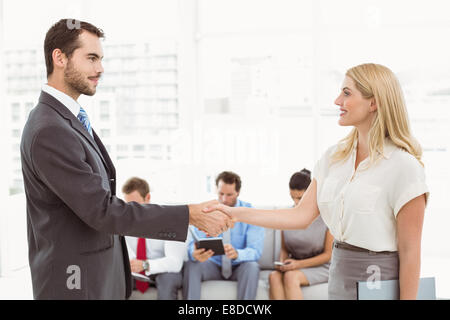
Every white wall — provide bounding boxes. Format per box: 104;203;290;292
0;195;28;276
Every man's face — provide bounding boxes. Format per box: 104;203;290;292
217;180;239;207
124;190;149;205
64;31;104;96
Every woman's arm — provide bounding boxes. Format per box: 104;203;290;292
275;233;289;271
204;179;320;230
396;194;426;300
280;230;334;271
279;232;289;261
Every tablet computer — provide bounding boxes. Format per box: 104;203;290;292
196;238;225;256
189;226;225;256
131;272;153;283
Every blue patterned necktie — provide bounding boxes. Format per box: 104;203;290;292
77;106;93;137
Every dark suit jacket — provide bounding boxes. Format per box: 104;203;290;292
20;91;189;299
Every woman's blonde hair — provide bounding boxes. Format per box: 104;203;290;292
331;63;423;166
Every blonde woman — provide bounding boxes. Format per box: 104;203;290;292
205;63;429;300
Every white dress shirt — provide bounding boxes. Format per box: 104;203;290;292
314;138;429;252
42;84;81;117
125;236;187;276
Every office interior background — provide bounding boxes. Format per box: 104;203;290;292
0;0;449;299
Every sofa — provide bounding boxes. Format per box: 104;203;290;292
130;228;329;300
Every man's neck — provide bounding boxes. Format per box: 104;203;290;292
47;77;80;101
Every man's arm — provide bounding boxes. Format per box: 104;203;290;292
233;224;265;263
31;125;230;239
187;233;196;261
124;237;137;260
147;241;186;275
187;228;215;262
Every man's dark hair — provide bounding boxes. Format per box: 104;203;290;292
289;168;311;191
215;171;242;193
122;177;150;199
44;19;105;77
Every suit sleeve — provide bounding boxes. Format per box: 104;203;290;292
30;125;189;241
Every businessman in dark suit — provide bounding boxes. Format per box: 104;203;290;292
20;19;232;300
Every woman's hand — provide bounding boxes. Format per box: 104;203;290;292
189;200;235;236
203;203;237;221
279;259;301;272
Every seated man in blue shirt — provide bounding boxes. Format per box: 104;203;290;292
183;171;265;300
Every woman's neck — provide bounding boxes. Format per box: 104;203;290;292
355;128;370;171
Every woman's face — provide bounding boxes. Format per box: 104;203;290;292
334;76;376;128
290;189;305;206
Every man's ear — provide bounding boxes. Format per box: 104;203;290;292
145;193;151;204
52;49;68;70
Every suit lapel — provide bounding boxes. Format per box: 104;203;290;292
38;91;110;172
93;130;116;195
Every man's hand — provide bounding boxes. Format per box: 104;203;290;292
202;203;234;217
192;244;214;262
224;244;238;260
189;200;234;237
130;259;146;273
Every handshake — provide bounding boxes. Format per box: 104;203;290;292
188;200;235;237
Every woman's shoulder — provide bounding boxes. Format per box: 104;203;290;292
313;144;340;181
325;143;339;157
387;146;426;181
317;143;339;164
390;146;423;170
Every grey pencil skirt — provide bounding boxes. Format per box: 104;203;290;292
328;241;399;300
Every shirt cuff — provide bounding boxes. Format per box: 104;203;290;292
144;259;151;276
234;249;252;263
